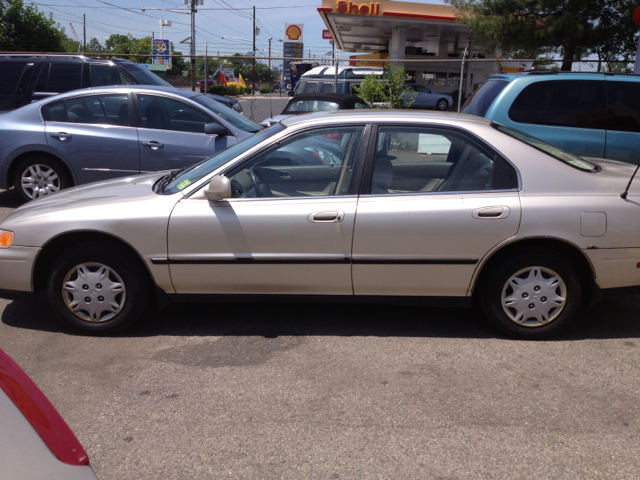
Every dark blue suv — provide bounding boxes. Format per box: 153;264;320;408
462;72;640;164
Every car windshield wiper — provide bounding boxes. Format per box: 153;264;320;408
156;166;190;193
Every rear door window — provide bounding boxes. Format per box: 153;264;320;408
606;81;640;133
0;62;27;94
462;80;509;117
42;94;130;126
508;80;607;129
47;63;83;93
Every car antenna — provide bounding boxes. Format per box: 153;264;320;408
620;163;640;199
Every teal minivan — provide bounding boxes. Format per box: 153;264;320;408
462;72;640;164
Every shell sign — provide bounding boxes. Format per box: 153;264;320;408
284;23;304;42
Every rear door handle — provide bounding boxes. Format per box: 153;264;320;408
308;211;344;223
142;141;164;149
472;206;510;219
50;132;71;140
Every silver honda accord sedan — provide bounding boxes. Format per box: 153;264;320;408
0;111;639;339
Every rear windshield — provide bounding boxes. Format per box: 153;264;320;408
121;63;171;86
462;80;509;117
494;123;599;172
285;100;340;113
0;63;26;94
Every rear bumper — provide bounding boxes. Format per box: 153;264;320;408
585;248;640;289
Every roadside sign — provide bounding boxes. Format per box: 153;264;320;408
322;30;333;40
152;39;172;69
634;5;640;26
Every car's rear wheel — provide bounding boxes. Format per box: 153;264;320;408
47;243;149;335
436;99;448;111
13;156;71;201
480;250;583;339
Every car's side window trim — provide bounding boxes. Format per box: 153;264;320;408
358;122;521;196
186;123;370;200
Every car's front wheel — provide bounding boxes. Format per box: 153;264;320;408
47;243;149;335
13;156;72;201
480;250;583;339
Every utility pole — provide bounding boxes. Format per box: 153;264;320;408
268;37;272;88
252;5;256;95
83;14;86;53
191;0;196;91
205;42;208;91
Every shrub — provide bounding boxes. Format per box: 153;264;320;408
208;84;227;95
245;87;253;95
259;84;273;94
225;82;245;96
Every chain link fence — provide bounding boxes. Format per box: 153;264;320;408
5;52;634;124
157;55;632;124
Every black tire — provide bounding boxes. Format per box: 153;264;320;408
13;155;72;202
436;99;448;111
479;250;583;340
47;242;149;335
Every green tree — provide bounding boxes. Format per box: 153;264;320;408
87;37;103;53
0;0;67;51
446;0;640;70
354;63;414;109
104;34;152;63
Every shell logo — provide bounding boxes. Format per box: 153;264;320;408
286;25;302;41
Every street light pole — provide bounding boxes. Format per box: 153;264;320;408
252;5;256;95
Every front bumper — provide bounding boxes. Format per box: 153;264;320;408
0;246;39;296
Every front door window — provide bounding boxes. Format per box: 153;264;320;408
226;126;365;198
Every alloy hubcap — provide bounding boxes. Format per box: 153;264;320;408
501;266;567;327
21;164;60;199
62;263;126;323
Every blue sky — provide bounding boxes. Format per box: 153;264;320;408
27;0;446;57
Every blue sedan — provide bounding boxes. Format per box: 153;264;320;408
0;85;261;201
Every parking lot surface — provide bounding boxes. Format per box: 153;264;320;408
1;188;640;479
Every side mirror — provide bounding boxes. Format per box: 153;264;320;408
205;176;232;201
204;123;229;136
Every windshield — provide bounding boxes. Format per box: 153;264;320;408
494;123;599;172
163;123;286;194
121;63;171;87
462;80;509;117
192;94;261;133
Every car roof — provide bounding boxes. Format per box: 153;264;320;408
488;71;640;82
285;93;366;110
41;85;201;100
0;54;135;65
281;109;493;127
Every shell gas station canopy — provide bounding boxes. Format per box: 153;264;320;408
317;0;495;60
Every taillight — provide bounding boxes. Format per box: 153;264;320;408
0;348;89;466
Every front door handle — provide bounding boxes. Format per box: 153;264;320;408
50;132;72;141
308;211;345;223
472;206;510;219
142;141;164;150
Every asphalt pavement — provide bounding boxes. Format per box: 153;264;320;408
1;188;640;479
